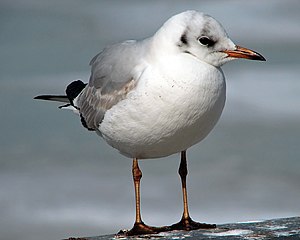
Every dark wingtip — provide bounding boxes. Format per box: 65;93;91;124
34;95;42;99
34;95;54;100
34;95;69;103
66;80;87;101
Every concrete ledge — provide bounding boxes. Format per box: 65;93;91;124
67;216;300;239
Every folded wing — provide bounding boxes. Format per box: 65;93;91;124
77;40;150;131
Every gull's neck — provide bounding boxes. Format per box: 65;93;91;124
148;21;186;60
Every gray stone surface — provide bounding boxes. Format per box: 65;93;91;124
67;216;300;240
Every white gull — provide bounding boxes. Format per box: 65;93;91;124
35;10;265;236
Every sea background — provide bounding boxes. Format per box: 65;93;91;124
0;1;300;240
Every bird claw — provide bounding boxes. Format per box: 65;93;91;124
117;218;216;236
169;216;216;231
118;222;171;236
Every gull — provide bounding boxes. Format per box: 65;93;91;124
35;10;265;236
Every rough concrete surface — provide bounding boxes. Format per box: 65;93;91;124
66;216;300;240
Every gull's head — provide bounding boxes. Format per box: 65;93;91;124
154;10;265;67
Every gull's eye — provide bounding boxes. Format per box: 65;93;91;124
198;36;215;47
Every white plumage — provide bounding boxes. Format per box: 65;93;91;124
35;10;265;236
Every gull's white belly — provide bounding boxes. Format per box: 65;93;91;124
99;57;226;159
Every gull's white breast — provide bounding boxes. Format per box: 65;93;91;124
99;54;226;159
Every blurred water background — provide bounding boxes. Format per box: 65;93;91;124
1;1;300;240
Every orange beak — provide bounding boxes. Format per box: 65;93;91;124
222;46;266;61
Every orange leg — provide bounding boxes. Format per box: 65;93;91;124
170;151;216;230
124;158;170;236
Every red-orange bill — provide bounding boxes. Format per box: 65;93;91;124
222;45;266;61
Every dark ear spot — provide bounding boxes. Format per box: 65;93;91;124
180;33;188;45
177;30;189;48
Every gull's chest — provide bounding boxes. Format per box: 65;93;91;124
142;56;226;121
99;56;226;158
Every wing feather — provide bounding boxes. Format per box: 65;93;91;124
77;39;150;130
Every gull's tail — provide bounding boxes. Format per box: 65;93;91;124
34;80;87;111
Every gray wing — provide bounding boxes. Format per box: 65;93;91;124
77;39;150;130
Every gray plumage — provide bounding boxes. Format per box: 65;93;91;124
76;39;151;130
